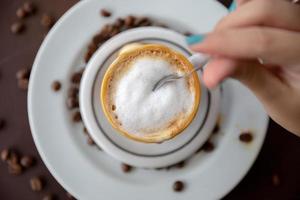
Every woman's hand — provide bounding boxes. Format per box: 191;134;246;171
191;0;300;135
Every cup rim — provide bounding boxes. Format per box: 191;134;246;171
100;43;201;143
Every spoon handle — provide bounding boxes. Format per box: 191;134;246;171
184;53;210;78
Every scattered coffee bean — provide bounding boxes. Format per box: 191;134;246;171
212;124;220;134
83;127;88;135
92;33;105;45
239;132;253;143
67;97;79;109
23;1;36;14
87;135;95;145
68;87;79;98
72;111;81;122
71;72;82;84
8;151;19;165
20;155;34;168
84;51;93;63
100;9;111;17
42;194;54;200
272;174;280;186
173;181;184;192
66;192;76;199
121;163;132;173
114;18;124;29
18;79;29;90
202;141;214;152
134;17;151;27
0;118;5;130
51;81;61;91
1;149;9;162
30;176;43;191
11;21;25;34
16;68;31;80
8;163;23;175
16;7;27;19
41;14;54;29
124;15;135;27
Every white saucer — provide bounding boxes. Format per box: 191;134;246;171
28;0;269;199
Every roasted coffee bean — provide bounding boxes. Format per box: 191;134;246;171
20;156;34;168
100;9;111;17
121;163;132;173
114;18;124;29
71;72;82;84
16;8;27;19
8;151;19;165
51;81;61;91
1;149;9;161
202;141;214;152
92;33;105;45
272;174;280;186
11;22;25;34
87;136;95;145
84;50;94;63
109;28;119;37
88;43;98;52
239;132;253;143
23;1;35;14
0;118;5;130
18;79;29;90
68;87;79;98
41;14;54;29
66;192;76;199
8;163;23;175
124;15;135;27
42;194;54;200
67;97;79;109
72;111;81;122
30;176;43;191
16;68;31;80
134;17;151;27
83;127;88;135
173;181;184;192
212;124;220;134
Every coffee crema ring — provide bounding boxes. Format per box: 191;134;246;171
101;44;201;143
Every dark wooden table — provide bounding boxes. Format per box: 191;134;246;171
0;0;299;199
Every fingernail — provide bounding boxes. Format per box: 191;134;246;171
186;34;206;45
228;0;237;12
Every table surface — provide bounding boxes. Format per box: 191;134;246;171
0;0;299;199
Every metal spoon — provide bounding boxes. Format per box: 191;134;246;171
152;53;209;91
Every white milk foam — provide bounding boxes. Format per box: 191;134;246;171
114;57;194;135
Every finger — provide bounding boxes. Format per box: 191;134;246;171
232;60;300;135
203;57;237;88
204;56;300;134
204;56;288;104
216;0;300;32
236;0;251;6
191;27;300;67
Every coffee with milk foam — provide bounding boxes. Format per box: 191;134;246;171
101;44;200;143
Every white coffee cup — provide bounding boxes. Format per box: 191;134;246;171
79;27;220;168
